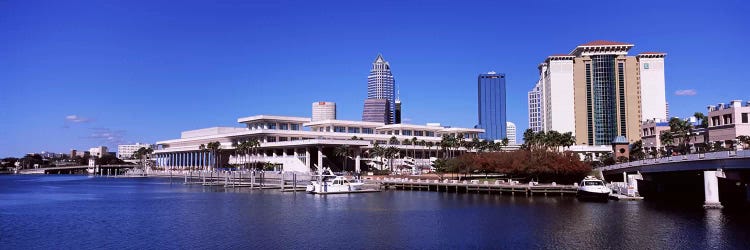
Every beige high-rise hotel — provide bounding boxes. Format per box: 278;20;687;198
528;40;667;146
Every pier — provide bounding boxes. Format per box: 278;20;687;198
380;178;578;196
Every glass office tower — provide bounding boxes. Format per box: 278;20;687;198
477;72;507;141
364;54;396;124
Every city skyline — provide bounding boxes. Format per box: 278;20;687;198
1;1;748;157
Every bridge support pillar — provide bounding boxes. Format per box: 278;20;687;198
703;171;723;209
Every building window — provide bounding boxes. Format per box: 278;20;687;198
362;128;374;134
290;137;299;141
291;124;300;130
414;131;424;136
267;123;277;129
326;127;331;132
426;131;435;137
279;137;288;142
267;137;276;142
348;127;360;133
402;130;412;136
724;114;732;125
334;126;346;133
280;123;289;130
743;113;749;123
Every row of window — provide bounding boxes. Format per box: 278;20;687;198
710;113;750;126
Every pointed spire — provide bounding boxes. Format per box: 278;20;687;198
374;53;385;63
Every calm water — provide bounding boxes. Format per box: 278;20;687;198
1;175;749;249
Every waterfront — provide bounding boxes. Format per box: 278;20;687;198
1;175;750;249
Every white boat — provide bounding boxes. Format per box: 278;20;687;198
306;175;367;194
576;176;611;200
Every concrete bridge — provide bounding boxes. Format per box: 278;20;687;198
18;165;137;175
599;150;750;208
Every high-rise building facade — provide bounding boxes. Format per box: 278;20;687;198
363;54;396;124
528;82;544;132
528;40;667;146
637;52;668;121
362;99;391;124
506;122;517;145
312;101;336;121
477;71;507;141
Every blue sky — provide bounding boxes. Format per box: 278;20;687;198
1;0;748;157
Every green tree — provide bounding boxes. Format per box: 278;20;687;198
660;131;674;155
389;136;399;145
385;146;399;173
132;147;154;170
334;145;351;172
205;141;222;170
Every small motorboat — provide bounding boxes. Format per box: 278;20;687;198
577;176;611;200
306;175;368;194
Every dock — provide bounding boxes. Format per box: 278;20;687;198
380;178;578;196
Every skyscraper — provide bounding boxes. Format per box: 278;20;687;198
477;71;507;141
528;82;544;132
362;99;390;124
363;54;396;124
527;40;667;146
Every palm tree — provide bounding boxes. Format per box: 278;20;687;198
369;144;385;170
206;141;221;170
561;132;575;150
385;146;399;172
198;144;207;170
389;136;399;145
501;137;509;147
694;112;710;151
132;147;154;171
522;128;534;149
660;131;674;156
334;145;351;172
440;134;453;159
419;139;427;159
426;141;435;158
411;137;419;159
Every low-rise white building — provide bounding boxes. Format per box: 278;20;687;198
506;122;517;145
89;146;108;158
152;114;484;174
117;143;152;159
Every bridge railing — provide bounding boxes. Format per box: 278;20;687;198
600;149;750;171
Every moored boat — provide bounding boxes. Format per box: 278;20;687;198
577;176;611;200
306;175;369;194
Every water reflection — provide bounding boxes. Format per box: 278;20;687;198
0;175;748;249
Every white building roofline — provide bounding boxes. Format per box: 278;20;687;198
304;119;385;127
237;115;311;124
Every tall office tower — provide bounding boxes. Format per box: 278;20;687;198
530;40;666;146
363;54;396;124
571;41;645;145
637;52;667;121
506;122;517;145
528;81;544;132
362;99;390;124
539;55;576;135
394;98;402;124
477;71;507;141
312;101;336;121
